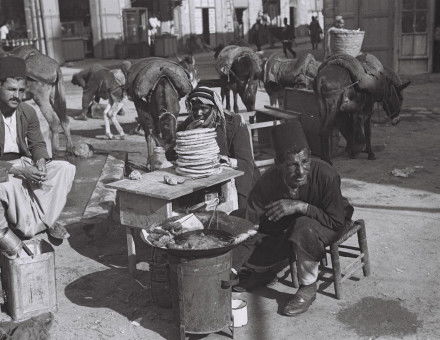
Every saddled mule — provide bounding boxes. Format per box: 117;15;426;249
263;52;321;107
9;45;73;154
215;45;262;113
314;53;410;163
71;62;130;139
124;56;198;169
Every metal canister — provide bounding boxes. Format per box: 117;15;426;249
168;251;233;338
0;229;23;257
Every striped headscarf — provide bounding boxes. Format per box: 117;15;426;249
185;86;226;128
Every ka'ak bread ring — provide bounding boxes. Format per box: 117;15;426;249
176;162;221;170
175;146;220;155
176;158;219;166
176;167;222;178
176;139;218;147
176;127;216;137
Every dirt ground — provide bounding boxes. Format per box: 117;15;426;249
1;47;439;340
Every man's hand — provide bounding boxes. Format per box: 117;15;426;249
265;199;308;222
11;165;46;183
35;158;47;175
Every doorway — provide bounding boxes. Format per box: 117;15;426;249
202;8;210;45
433;2;440;72
289;6;295;26
58;0;93;58
234;8;245;39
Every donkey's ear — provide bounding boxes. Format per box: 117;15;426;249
190;54;195;66
176;55;183;63
398;80;411;92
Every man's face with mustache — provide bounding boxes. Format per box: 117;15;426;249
0;77;26;110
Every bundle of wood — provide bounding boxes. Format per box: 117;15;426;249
175;128;222;178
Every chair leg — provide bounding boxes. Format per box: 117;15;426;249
330;244;342;299
320;253;328;269
357;224;371;277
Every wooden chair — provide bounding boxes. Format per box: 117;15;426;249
289;219;370;299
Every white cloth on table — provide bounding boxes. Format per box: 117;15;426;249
0;157;76;238
0;25;9;40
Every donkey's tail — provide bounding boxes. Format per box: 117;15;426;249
53;67;68;122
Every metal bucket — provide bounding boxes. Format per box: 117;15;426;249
168;251;233;337
0;239;57;321
0;228;23;257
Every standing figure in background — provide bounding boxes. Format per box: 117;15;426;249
250;19;263;51
282;17;296;58
309;16;322;50
0;20;13;41
326;15;345;57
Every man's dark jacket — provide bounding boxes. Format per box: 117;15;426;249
0;103;49;168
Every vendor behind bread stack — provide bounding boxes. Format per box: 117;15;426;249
0;56;76;242
231;120;353;316
177;87;260;209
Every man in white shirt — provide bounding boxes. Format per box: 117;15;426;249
0;56;76;247
0;21;12;41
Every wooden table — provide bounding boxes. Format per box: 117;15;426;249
107;167;243;275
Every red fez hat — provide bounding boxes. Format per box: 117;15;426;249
272;119;309;162
0;56;26;80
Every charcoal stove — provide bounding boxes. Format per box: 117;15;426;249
143;211;256;340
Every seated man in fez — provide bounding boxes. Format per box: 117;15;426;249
232;120;353;316
0;56;76;241
177;87;260;210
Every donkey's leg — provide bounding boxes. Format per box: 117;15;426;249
233;90;239;113
103;103;113;139
60;115;73;153
31;84;62;156
364;116;375;160
108;100;125;139
320;130;332;165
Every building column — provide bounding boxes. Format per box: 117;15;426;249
38;0;63;63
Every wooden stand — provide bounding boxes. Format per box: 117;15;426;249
107;168;243;275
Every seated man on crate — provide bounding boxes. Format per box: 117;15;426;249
0;56;76;245
176;86;260;210
231;120;353;316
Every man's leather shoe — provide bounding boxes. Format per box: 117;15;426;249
282;282;317;316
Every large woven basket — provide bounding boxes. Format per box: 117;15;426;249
329;29;365;57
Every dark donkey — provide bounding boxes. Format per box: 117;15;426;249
124;56;198;169
8;46;73;155
314;53;410;163
215;45;262;113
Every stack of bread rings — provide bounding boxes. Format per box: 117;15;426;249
175;128;222;178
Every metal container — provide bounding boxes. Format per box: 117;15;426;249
150;248;172;308
168;251;233;338
0;228;23;257
0;239;57;321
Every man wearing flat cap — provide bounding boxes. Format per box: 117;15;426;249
178;86;260;209
232;119;353;316
0;56;75;243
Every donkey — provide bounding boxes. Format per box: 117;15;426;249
314;53;410;163
215;45;263;113
124;56;198;169
9;46;73;155
71;62;130;139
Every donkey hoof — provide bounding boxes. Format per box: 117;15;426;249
119;135;126;140
349;152;357;159
105;134;114;140
368;153;376;160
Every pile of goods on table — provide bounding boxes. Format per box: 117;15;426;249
175;128;222;179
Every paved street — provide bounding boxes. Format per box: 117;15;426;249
2;42;440;339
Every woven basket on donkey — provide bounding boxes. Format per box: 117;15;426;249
329;29;365;57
